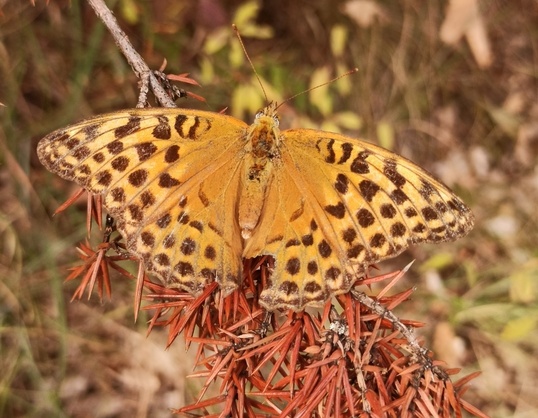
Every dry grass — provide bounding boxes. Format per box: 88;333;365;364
1;0;537;416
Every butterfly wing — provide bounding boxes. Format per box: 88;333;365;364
38;108;247;295
244;129;474;310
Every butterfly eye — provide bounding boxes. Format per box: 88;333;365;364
273;115;280;127
255;110;264;120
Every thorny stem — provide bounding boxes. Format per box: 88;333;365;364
352;289;425;355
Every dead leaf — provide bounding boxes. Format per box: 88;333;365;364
440;0;493;68
342;0;387;28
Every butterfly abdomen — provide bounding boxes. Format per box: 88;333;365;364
238;113;282;240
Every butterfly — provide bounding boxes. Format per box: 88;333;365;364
37;101;474;311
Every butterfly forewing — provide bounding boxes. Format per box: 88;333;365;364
38;108;248;295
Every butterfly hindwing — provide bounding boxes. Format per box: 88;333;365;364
243;162;354;309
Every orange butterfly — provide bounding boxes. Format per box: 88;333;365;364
38;101;473;310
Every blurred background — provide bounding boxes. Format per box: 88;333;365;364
1;0;537;416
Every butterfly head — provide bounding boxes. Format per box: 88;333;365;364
248;101;282;154
254;101;280;126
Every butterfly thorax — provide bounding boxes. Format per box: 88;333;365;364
239;103;282;240
248;103;281;158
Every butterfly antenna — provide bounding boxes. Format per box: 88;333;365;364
232;24;269;103
276;67;359;110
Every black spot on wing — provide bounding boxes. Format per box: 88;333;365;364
359;180;380;202
338;143;353;164
325;202;346;219
165;145;180;163
334;173;349;194
286;258;301;275
115;116;141;139
135;142;158;162
152;116;172;139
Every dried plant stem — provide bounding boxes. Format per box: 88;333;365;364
351;288;442;371
86;0;176;108
351;288;424;355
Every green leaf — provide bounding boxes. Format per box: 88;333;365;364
321;120;341;133
335;62;354;96
229;39;245;69
198;57;215;85
332;111;362;130
501;316;538;341
376;121;395;150
509;260;538;304
119;0;139;24
233;0;261;27
419;252;455;272
203;27;230;55
330;25;348;57
309;66;332;116
454;303;513;327
231;83;264;119
240;24;274;39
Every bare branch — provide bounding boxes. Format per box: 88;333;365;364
86;0;177;108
